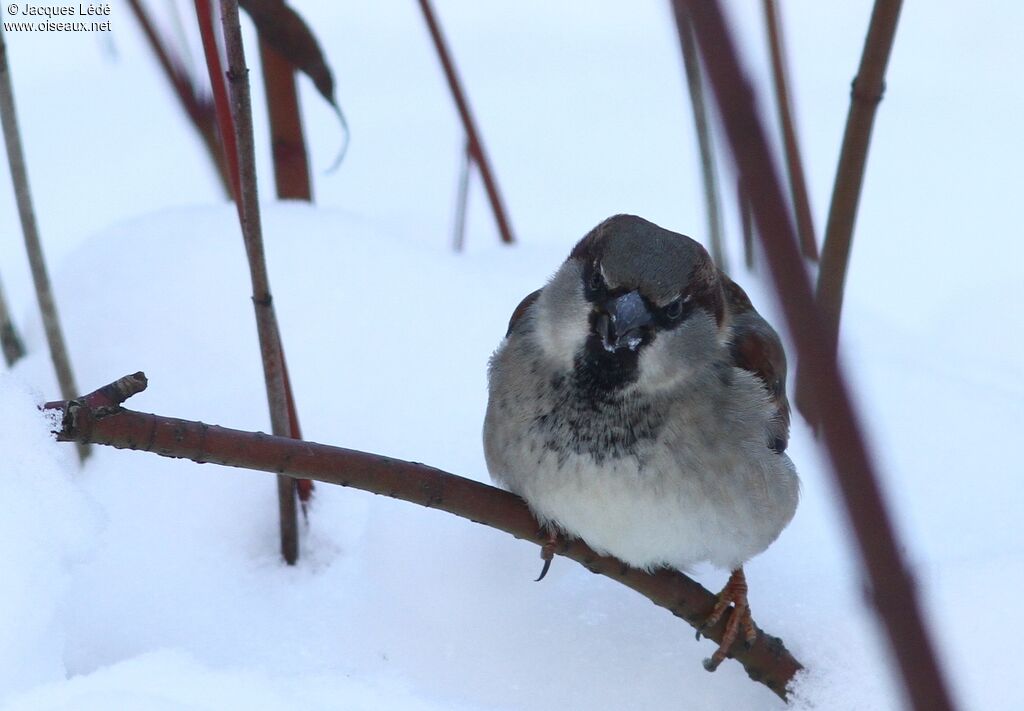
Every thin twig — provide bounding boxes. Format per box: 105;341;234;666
0;22;87;461
451;140;471;252
0;274;25;366
257;35;315;505
814;0;903;355
44;373;804;700
195;0;303;562
220;0;301;563
680;2;956;710
763;0;817;261
127;0;231;196
417;0;515;246
671;2;727;272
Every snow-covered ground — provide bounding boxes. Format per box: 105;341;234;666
1;2;1021;709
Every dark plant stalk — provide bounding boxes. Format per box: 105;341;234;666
257;36;314;504
220;0;302;563
451;141;471;251
815;0;902;353
671;2;727;272
0;275;25;366
45;373;803;700
680;2;955;709
195;0;303;562
127;0;231;196
417;0;515;246
762;0;817;261
798;0;902;424
0;22;87;461
258;39;312;201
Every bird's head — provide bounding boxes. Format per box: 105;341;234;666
534;215;727;393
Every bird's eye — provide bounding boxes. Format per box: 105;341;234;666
589;267;604;290
664;298;684;321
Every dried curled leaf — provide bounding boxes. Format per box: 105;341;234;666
239;0;348;165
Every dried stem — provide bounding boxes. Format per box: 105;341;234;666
680;2;955;709
195;0;303;562
0;274;25;366
0;22;87;461
417;0;515;246
127;0;231;196
672;2;727;272
451;141;471;252
258;36;314;503
815;0;903;354
258;39;312;201
763;0;817;261
45;373;803;700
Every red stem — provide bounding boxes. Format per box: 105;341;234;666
195;0;241;205
417;0;515;245
679;2;956;709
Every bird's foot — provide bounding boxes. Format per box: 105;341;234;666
535;530;559;582
697;568;758;672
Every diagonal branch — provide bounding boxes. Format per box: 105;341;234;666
417;0;515;246
679;2;955;709
44;373;803;700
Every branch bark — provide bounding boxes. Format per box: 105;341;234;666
417;0;515;246
44;373;803;700
679;2;955;709
0;21;86;461
762;0;817;261
671;2;727;272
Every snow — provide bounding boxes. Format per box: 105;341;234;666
1;1;1022;709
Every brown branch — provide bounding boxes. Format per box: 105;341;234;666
0;22;87;461
44;373;803;700
679;2;956;710
127;0;231;197
814;0;903;355
417;0;515;246
763;0;817;261
258;39;312;201
671;2;727;272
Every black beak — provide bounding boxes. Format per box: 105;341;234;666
597;290;652;352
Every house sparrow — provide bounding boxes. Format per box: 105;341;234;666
483;214;799;670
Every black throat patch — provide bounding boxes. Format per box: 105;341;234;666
533;362;665;465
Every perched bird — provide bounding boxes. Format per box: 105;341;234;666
483;214;799;670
